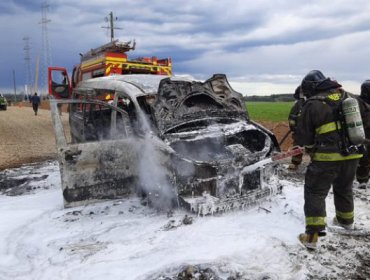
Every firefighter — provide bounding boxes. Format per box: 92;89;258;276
287;86;305;170
295;70;370;250
356;80;370;188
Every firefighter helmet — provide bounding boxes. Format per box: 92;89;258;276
301;70;327;97
360;80;370;103
293;85;301;100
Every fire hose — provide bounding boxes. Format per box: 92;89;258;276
241;147;305;174
279;130;292;146
242;137;370;175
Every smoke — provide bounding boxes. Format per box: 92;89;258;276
135;103;177;211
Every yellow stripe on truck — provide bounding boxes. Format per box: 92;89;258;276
81;57;105;69
105;63;122;75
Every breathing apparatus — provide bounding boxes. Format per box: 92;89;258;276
340;95;366;152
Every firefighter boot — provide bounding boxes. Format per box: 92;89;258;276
358;182;368;189
298;232;318;250
333;217;354;230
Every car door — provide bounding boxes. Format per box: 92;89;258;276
48;67;72;99
49;89;172;208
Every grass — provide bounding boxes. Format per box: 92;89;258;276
245;101;294;122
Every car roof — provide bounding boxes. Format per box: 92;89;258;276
76;75;197;99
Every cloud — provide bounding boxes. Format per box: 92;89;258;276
1;0;370;95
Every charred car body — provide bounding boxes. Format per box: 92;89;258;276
49;71;280;214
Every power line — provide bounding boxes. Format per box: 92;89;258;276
101;11;122;42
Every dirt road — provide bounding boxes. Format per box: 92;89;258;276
0;105;69;170
0;105;293;171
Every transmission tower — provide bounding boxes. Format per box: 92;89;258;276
23;36;32;96
101;11;122;42
39;1;52;95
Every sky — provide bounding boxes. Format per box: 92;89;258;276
1;0;370;96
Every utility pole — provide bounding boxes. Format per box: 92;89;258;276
101;11;122;42
23;36;32;95
13;69;17;103
39;1;52;97
34;55;40;94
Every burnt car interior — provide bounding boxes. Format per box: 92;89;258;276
169;129;269;162
69;89;139;143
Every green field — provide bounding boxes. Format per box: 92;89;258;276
245;102;294;122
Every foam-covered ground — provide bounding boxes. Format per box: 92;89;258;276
0;161;369;280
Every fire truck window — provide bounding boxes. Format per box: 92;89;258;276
82;72;91;81
51;71;69;98
92;69;105;78
51;71;67;85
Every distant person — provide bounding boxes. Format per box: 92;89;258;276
287;85;305;170
356;80;370;188
30;92;41;116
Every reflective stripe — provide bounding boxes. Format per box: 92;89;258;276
336;210;354;220
315;121;341;134
356;175;369;180
306;217;326;226
327;93;342;101
313;152;363;161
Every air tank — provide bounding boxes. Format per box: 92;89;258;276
342;96;365;145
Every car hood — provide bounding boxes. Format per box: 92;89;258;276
152;74;248;135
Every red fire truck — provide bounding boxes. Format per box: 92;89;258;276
48;40;172;98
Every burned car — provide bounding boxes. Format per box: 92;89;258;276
48;72;280;214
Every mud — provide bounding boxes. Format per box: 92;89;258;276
0;106;70;170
